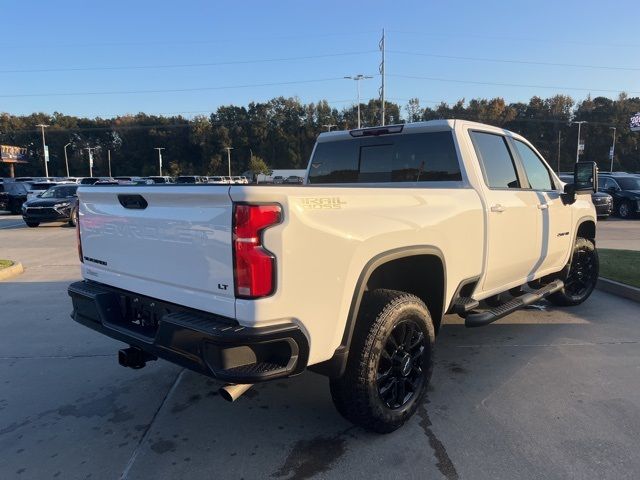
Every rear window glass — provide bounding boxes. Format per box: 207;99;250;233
308;131;462;184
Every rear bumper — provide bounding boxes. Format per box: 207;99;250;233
68;280;309;383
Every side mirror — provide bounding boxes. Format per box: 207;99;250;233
574;161;598;194
37;193;42;198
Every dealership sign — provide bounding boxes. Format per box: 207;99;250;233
631;112;640;132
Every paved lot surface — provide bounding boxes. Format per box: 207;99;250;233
1;213;640;480
597;217;640;251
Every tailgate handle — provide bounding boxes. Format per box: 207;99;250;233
118;194;148;210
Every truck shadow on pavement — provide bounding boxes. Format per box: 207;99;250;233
1;280;637;480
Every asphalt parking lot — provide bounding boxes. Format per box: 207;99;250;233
1;214;639;480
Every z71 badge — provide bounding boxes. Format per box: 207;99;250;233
300;197;346;210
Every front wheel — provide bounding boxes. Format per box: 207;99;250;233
25;221;39;228
68;208;78;227
330;289;435;433
548;237;598;306
617;201;634;219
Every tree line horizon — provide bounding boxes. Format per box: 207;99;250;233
1;93;639;178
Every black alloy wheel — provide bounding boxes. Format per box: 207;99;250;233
377;320;427;409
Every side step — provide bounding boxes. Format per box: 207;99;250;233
452;296;480;315
465;279;564;328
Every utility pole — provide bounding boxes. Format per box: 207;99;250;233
108;149;112;177
557;131;561;173
225;147;233;177
36;124;49;177
84;147;96;177
64;142;71;177
609;126;617;172
571;121;587;163
344;74;373;129
154;147;164;176
322;124;336;132
379;28;386;126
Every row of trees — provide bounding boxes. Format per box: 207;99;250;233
1;93;639;178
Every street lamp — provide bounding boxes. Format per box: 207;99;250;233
609;127;617;172
344;75;373;129
154;147;165;176
64;143;71;177
35;124;49;177
84;147;96;177
571;121;587;163
225;147;233;177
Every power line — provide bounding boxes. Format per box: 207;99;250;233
389;74;640;95
390;50;640;72
387;29;640;49
0;50;378;74
0;76;373;98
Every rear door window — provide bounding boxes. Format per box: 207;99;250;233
470;132;520;189
308;131;462;184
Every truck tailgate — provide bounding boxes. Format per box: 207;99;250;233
77;185;235;318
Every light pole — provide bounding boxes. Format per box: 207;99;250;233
344;75;373;129
84;147;96;177
108;149;112;177
571;121;587;163
36;124;49;177
557;131;561;173
225;147;233;177
609;127;617;172
322;124;336;132
154;147;165;176
64;142;71;177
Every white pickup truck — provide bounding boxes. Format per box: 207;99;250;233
68;120;599;433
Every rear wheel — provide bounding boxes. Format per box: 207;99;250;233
330;289;435;433
25;221;39;228
548;237;598;306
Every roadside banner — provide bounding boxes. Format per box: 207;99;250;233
631;112;640;132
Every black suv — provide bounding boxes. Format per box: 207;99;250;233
0;181;30;214
559;174;613;219
599;173;640;219
21;184;79;227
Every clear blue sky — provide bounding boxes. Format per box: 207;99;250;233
3;0;639;118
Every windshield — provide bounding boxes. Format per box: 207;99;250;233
7;183;28;194
30;182;57;190
41;185;78;198
618;177;640;190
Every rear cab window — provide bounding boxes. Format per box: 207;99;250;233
307;131;462;184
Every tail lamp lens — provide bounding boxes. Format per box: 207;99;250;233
233;204;281;298
76;205;83;263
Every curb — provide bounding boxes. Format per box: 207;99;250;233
596;277;640;303
0;262;24;281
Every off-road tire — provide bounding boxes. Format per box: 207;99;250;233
330;289;435;433
548;237;598;306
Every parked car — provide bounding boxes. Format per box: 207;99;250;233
21;184;79;227
79;177;114;185
559;174;612;219
26;181;63;200
69;120;599;433
0;188;8;211
284;175;304;184
0;181;30;214
272;175;284;184
231;176;248;184
177;176;207;184
208;176;229;184
144;176;174;184
599;173;640;219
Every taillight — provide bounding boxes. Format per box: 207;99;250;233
233;203;281;298
76;205;83;263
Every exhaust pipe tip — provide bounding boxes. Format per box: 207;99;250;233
219;383;253;402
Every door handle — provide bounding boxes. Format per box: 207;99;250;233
537;204;549;210
490;204;505;213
